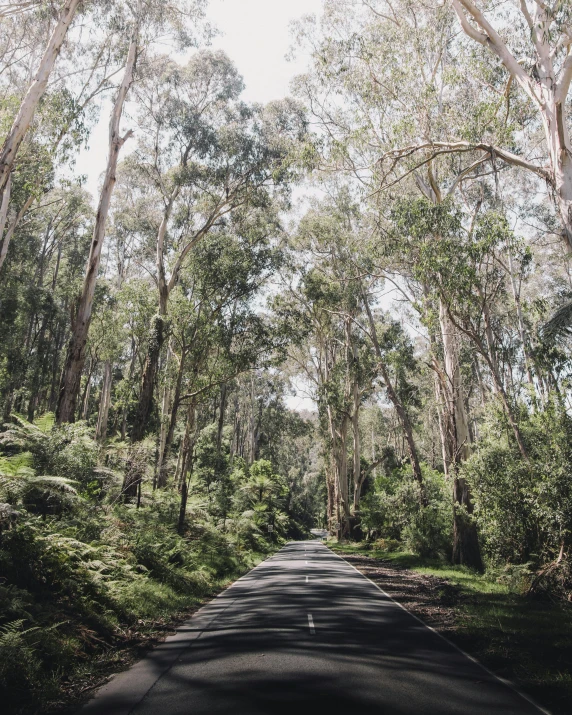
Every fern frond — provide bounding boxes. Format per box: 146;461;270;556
540;300;572;343
29;476;78;494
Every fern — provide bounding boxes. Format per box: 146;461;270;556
33;412;55;433
540;300;572;343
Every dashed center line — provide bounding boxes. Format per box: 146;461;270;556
308;613;315;634
305;575;309;583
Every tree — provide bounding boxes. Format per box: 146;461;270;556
127;53;307;439
56;0;209;423
450;0;572;247
0;0;82;195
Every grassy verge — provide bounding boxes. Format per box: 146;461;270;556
53;549;272;714
0;508;279;715
330;542;572;715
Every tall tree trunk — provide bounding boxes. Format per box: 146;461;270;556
82;369;92;420
120;336;137;440
0;174;12;272
249;374;256;464
96;360;112;442
351;379;362;513
177;399;196;535
132;187;179;441
155;347;172;486
507;251;536;391
439;299;484;572
131;314;165;441
328;408;350;528
56;35;137;423
362;288;425;500
159;351;191;486
0;194;34;277
216;382;228;453
0;0;81;194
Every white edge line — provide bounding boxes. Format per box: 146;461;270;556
331;548;552;715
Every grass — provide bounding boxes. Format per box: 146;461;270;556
331;542;572;715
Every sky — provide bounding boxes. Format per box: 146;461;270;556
75;0;324;198
75;0;325;412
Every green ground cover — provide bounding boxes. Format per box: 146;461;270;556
331;543;572;715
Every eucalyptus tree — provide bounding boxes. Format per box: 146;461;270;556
123;51;307;439
273;198;388;533
449;0;572;248
292;0;498;566
154;217;282;487
0;184;92;420
56;0;209;424
0;0;82;195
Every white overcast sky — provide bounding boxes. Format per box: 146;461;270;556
75;0;324;198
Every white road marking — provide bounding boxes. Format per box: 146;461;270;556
305;575;309;583
332;549;551;715
308;613;315;634
305;560;308;564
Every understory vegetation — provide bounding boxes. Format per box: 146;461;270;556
333;543;572;714
0;411;315;713
1;0;572;711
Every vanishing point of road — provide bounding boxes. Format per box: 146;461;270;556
81;541;548;715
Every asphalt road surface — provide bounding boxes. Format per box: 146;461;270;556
81;542;547;715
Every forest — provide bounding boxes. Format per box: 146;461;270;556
0;0;571;712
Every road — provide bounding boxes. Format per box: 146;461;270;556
81;541;547;715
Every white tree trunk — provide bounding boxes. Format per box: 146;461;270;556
0;173;11;271
439;298;471;464
96;360;112;442
452;0;572;247
57;34;137;423
0;0;81;193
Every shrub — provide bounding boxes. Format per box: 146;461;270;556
360;466;452;559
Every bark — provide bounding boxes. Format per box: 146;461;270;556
439;299;484;571
132;184;185;439
57;34;137;423
121;337;137;441
451;0;572;248
362;288;425;499
507;251;536;390
452;474;484;571
0;186;31;276
131;314;166;441
439;300;471;464
351;377;362;513
95;360;112;442
158;347;188;488
0;174;12;271
0;0;81;194
81;370;92;420
249;375;256;464
216;382;228;453
177;399;196;535
327;404;350;526
155;348;172;487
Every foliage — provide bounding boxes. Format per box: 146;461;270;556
462;400;572;597
360;464;453;559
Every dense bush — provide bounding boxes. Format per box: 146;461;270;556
360;464;453;559
462;400;572;596
0;419;291;713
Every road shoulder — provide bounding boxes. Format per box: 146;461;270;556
331;545;570;715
